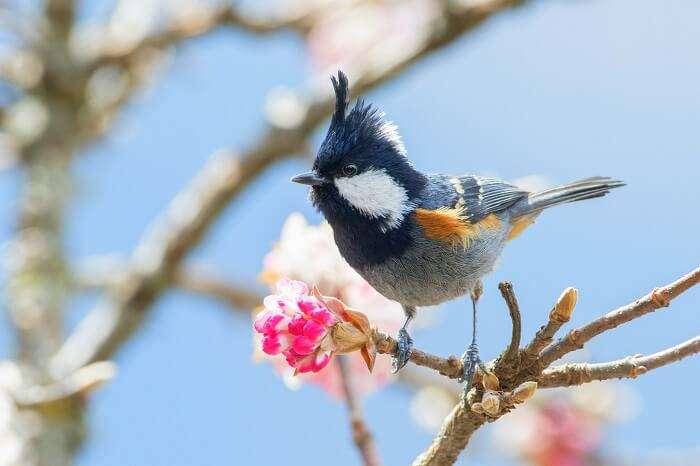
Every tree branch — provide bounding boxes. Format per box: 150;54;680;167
374;331;463;380
539;267;700;368
93;4;313;67
337;356;382;466
538;335;700;388
412;267;700;466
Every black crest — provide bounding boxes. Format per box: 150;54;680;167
315;70;408;174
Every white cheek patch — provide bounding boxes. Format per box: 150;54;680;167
334;168;413;232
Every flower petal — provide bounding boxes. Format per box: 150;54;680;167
262;335;283;355
263;295;296;315
292;336;317;355
303;320;327;341
287;315;307;336
277;279;309;298
297;296;325;315
253;310;273;334
312;352;332;372
294;354;316;373
311;307;336;327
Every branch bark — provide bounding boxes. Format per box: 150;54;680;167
412;267;700;466
538;267;700;368
538;335;700;388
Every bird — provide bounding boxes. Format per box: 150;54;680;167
291;71;624;391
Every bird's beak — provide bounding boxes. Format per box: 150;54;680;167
291;171;326;186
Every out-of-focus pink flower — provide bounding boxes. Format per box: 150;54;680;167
257;213;404;397
254;279;377;375
492;383;636;466
528;401;602;466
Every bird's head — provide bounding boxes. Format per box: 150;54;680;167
292;71;427;233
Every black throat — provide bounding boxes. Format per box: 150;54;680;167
311;186;416;268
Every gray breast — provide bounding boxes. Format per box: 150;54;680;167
358;221;509;307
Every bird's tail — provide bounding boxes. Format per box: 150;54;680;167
512;176;625;218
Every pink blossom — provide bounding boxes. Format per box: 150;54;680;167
254;280;337;374
256;214;405;398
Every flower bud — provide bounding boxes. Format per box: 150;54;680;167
512;381;538;403
332;321;370;354
482;392;500;415
470;402;485;414
482;372;500;391
551;287;578;322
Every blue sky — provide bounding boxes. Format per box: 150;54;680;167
1;0;699;464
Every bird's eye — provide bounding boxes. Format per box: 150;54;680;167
342;164;358;177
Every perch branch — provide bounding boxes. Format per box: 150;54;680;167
538;335;700;388
374;331;463;379
337;356;382;466
412;266;700;466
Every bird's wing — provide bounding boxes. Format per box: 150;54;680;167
413;175;529;248
455;176;529;222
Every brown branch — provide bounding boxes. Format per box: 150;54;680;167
413;268;700;465
374;331;463;379
53;0;535;377
538;335;700;388
539;267;700;368
337;356;382;466
493;282;521;376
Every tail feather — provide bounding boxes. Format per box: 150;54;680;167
513;177;625;217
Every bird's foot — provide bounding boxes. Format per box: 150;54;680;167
459;343;488;394
392;327;413;373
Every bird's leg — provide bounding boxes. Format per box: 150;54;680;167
392;305;416;373
459;281;489;393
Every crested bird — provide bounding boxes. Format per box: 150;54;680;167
292;71;624;390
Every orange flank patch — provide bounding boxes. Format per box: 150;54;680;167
507;214;538;241
414;208;501;248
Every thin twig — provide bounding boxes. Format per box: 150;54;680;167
337;356;382;466
493;282;521;376
539;267;700;368
521;287;577;362
538;335;700;388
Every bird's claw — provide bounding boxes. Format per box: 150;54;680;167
459;343;486;394
392;327;413;373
